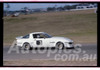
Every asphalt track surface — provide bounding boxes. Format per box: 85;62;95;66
3;44;97;61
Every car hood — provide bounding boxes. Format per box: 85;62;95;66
51;36;73;42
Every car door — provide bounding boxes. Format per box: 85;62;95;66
34;38;44;47
33;33;52;47
33;34;45;47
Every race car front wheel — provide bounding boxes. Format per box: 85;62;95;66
56;42;64;50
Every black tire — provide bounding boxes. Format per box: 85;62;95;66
22;43;31;50
56;42;64;50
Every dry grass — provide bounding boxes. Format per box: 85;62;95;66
4;9;97;45
4;59;97;66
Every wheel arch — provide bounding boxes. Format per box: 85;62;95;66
22;42;31;46
55;41;65;47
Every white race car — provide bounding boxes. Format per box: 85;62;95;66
16;32;74;50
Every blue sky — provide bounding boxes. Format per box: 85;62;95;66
4;3;79;11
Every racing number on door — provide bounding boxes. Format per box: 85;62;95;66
36;40;42;45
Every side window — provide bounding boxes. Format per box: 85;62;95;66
23;34;29;39
33;34;45;38
33;34;39;38
39;34;45;38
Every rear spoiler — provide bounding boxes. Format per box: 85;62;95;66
16;36;23;39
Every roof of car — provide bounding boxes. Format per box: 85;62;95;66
30;32;46;34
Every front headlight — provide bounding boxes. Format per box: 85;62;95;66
69;42;73;44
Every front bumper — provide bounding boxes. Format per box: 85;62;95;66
66;46;74;49
64;42;74;48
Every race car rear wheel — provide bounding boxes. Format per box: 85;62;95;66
56;42;64;50
22;43;31;50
